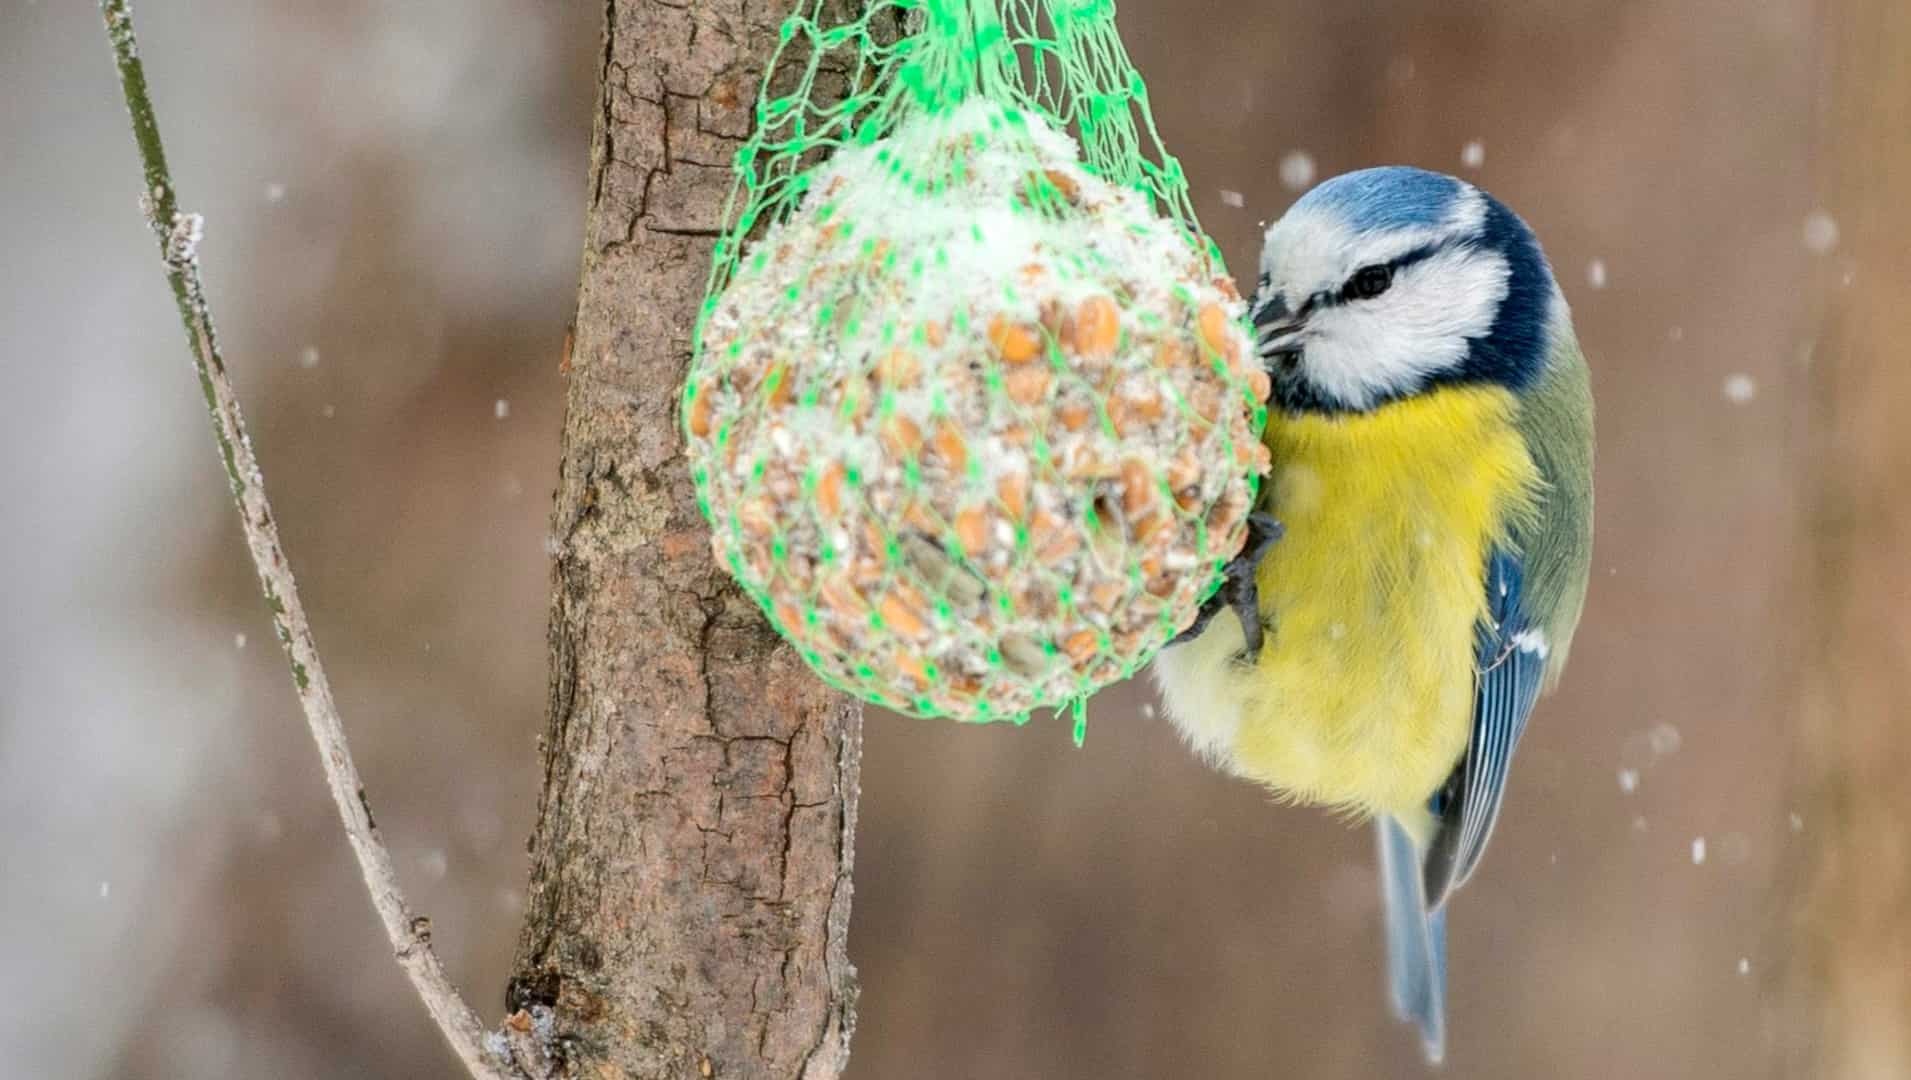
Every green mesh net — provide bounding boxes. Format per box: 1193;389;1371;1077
684;0;1271;734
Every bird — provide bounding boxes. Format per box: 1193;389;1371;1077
1152;165;1594;1064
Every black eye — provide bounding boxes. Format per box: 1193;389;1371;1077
1344;264;1393;301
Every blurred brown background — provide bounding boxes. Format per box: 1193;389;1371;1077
0;0;1852;1076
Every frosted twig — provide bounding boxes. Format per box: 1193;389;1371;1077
97;4;517;1077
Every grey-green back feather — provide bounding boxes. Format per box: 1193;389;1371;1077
1513;319;1595;682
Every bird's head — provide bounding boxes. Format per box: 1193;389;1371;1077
1253;165;1564;414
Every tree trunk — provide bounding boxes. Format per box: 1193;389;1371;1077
508;3;872;1076
1789;2;1911;1074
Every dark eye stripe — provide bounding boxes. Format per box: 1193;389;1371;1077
1311;240;1451;311
1386;241;1447;272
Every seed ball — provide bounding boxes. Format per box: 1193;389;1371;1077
687;100;1268;721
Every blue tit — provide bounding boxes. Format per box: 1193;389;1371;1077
1154;166;1594;1064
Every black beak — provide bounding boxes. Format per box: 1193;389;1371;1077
1251;292;1305;370
1251;292;1292;332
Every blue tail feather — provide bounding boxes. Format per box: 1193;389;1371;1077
1378;815;1447;1065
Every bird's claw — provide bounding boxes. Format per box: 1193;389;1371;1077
1168;511;1283;655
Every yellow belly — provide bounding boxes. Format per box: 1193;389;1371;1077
1152;385;1540;818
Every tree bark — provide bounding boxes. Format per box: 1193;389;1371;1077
508;3;873;1076
1789;2;1911;1074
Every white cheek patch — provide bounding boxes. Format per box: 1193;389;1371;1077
1298;246;1509;409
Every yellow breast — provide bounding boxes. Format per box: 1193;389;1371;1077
1152;385;1540;818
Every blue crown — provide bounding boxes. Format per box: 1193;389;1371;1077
1291;166;1467;233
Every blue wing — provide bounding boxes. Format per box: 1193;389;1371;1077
1379;547;1546;1064
1424;546;1549;909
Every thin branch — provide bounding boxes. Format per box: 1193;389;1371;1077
97;4;517;1077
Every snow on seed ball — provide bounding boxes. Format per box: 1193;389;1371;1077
685;100;1270;722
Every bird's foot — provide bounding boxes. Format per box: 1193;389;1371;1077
1168;512;1283;654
